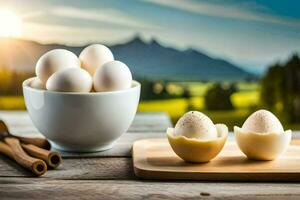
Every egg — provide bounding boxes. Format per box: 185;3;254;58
234;109;292;160
36;49;80;83
93;61;132;92
79;44;114;75
46;68;92;92
174;111;217;140
167;111;228;163
242;109;284;134
30;77;46;90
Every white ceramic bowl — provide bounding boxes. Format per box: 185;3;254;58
23;77;140;152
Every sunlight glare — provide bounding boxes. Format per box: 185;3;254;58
0;10;22;37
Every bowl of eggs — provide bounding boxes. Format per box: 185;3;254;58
23;44;140;152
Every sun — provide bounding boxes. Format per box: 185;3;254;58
0;10;22;38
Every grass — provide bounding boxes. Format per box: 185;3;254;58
138;90;259;120
138;97;250;130
138;84;260;130
0;96;25;110
231;91;259;108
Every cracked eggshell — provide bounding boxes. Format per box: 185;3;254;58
36;49;80;83
167;124;228;163
234;110;291;161
174;111;218;140
79;44;114;76
46;67;92;92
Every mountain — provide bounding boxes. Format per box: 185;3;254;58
110;37;254;81
0;36;254;81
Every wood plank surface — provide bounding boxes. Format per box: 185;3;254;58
0;111;300;200
133;139;300;181
0;179;299;200
59;133;164;158
0;155;135;179
0;111;172;134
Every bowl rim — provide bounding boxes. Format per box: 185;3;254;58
23;77;141;96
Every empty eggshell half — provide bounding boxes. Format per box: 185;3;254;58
234;110;292;161
79;44;114;75
167;124;228;163
46;67;92;92
36;49;81;83
93;60;132;92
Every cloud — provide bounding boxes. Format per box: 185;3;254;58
22;21;135;45
22;6;159;30
145;0;300;27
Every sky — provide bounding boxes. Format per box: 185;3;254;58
0;0;299;73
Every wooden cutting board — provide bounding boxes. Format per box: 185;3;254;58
132;138;300;181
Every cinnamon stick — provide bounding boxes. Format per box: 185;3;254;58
22;143;62;168
0;141;14;159
17;136;50;150
3;137;47;176
0;120;50;149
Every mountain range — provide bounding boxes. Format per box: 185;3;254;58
0;36;254;81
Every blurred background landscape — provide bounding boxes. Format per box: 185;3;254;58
0;0;299;129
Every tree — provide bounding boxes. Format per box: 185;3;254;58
204;83;234;110
260;64;283;111
282;55;300;122
260;54;300;123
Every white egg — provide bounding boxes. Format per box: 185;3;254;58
36;49;80;83
46;68;92;92
93;61;132;92
30;77;46;90
79;44;114;75
174;111;218;140
242;109;284;134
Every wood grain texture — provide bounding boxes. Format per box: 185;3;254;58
59;133;164;158
0;179;299;200
0;111;300;199
0;156;135;179
133;139;300;181
0;111;172;135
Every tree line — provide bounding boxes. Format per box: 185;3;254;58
261;54;300;123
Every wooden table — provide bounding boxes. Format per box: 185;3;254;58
0;111;299;199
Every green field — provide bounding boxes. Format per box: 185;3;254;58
138;82;260;125
138;91;259;128
0;96;25;110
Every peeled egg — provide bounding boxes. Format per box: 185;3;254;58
46;68;92;92
234;109;292;160
174;111;217;140
79;44;114;75
93;61;132;92
167;111;228;163
36;49;80;83
30;77;46;90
